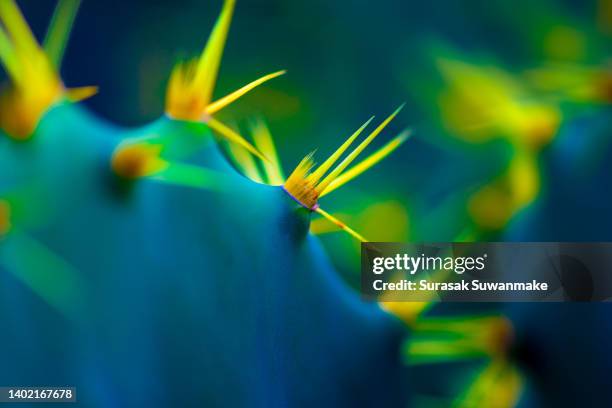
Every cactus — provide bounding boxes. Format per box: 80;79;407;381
4;1;609;407
0;1;414;406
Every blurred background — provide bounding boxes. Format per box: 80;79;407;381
10;1;612;405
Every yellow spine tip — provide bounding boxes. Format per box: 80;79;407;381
111;143;168;179
0;0;88;139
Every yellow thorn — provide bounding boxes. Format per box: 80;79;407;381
0;0;69;139
413;316;514;358
206;116;268;162
0;26;20;81
315;104;404;194
283;152;318;208
225;136;264;183
164;2;281;125
44;0;81;69
65;86;98;102
193;0;236;104
320;129;410;197
251;118;285;186
0;0;89;139
250;117;285;185
165;60;206;120
314;207;368;242
0;0;39;57
205;70;286;115
307;116;375;184
111;143;169;179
